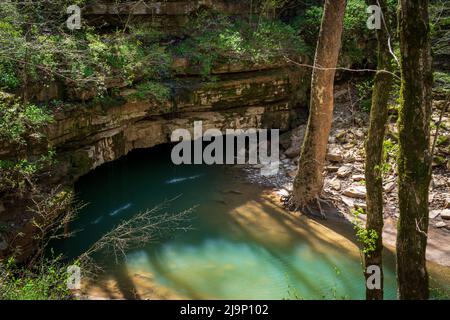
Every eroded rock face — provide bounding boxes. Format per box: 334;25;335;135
85;0;252;17
0;61;309;260
83;1;254;34
43;65;309;185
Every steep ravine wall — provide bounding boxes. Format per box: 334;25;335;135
83;0;256;34
49;65;309;183
0;60;310;258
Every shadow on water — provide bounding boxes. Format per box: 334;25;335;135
50;144;449;299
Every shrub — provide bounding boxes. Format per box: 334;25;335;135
132;81;171;103
0;99;53;144
0;150;55;194
0;2;172;98
293;0;398;65
0;257;74;300
174;12;307;78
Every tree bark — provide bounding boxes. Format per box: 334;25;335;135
364;0;394;301
291;0;347;208
397;0;433;300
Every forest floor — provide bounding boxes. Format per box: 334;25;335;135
244;82;450;266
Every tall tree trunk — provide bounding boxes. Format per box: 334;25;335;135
397;0;433;300
364;0;394;301
291;0;347;208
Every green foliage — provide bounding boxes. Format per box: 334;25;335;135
382;138;399;175
356;79;374;112
434;71;450;94
0;256;73;300
292;6;323;53
353;207;366;216
90;94;126;109
351;208;379;257
430;279;450;300
356;228;378;256
0;98;53;144
294;0;398;64
0;18;23;90
132;81;171;103
47;31;170;95
0;95;55;194
174;12;306;78
0;150;55;193
0;2;171;98
430;1;450;57
259;0;290;14
436;135;449;147
341;0;370;65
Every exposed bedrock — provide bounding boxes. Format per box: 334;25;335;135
48;65;310;184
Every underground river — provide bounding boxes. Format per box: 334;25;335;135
52;144;450;299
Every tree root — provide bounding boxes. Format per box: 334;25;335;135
285;194;328;220
315;196;327;220
304;205;314;216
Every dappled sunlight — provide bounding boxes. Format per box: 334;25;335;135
84;269;184;300
227;190;361;260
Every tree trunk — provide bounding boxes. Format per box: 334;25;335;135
364;0;394;301
291;0;347;208
397;0;433;300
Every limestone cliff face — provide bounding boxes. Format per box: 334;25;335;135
84;0;255;35
48;64;309;184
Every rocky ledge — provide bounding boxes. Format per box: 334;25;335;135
0;59;310;258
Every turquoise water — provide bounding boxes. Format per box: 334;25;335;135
53;144;448;300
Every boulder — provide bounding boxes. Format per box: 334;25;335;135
384;182;396;193
352;174;365;182
337;165;353;178
279;131;292;150
441;209;450;220
335;130;347;143
329;179;341;191
354;129;365;139
436;222;447;228
432;176;447;188
284;125;307;159
326;166;340;172
445;197;450;209
429;210;441;219
276;189;290;198
340;196;355;208
326;145;343;162
284;148;299;158
343;185;367;199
